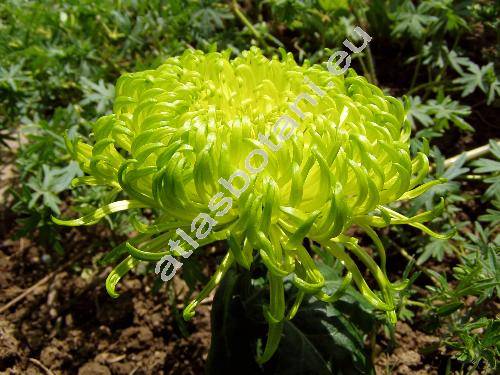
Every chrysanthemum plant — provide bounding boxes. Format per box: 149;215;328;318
54;48;453;363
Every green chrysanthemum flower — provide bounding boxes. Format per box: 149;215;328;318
54;47;452;362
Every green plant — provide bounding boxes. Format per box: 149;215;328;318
2;1;497;372
53;47;452;362
384;141;500;373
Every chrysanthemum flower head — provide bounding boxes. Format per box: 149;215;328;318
54;47;451;362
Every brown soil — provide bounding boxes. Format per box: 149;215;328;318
374;322;442;375
0;234;211;375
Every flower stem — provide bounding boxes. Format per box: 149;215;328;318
231;0;269;50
